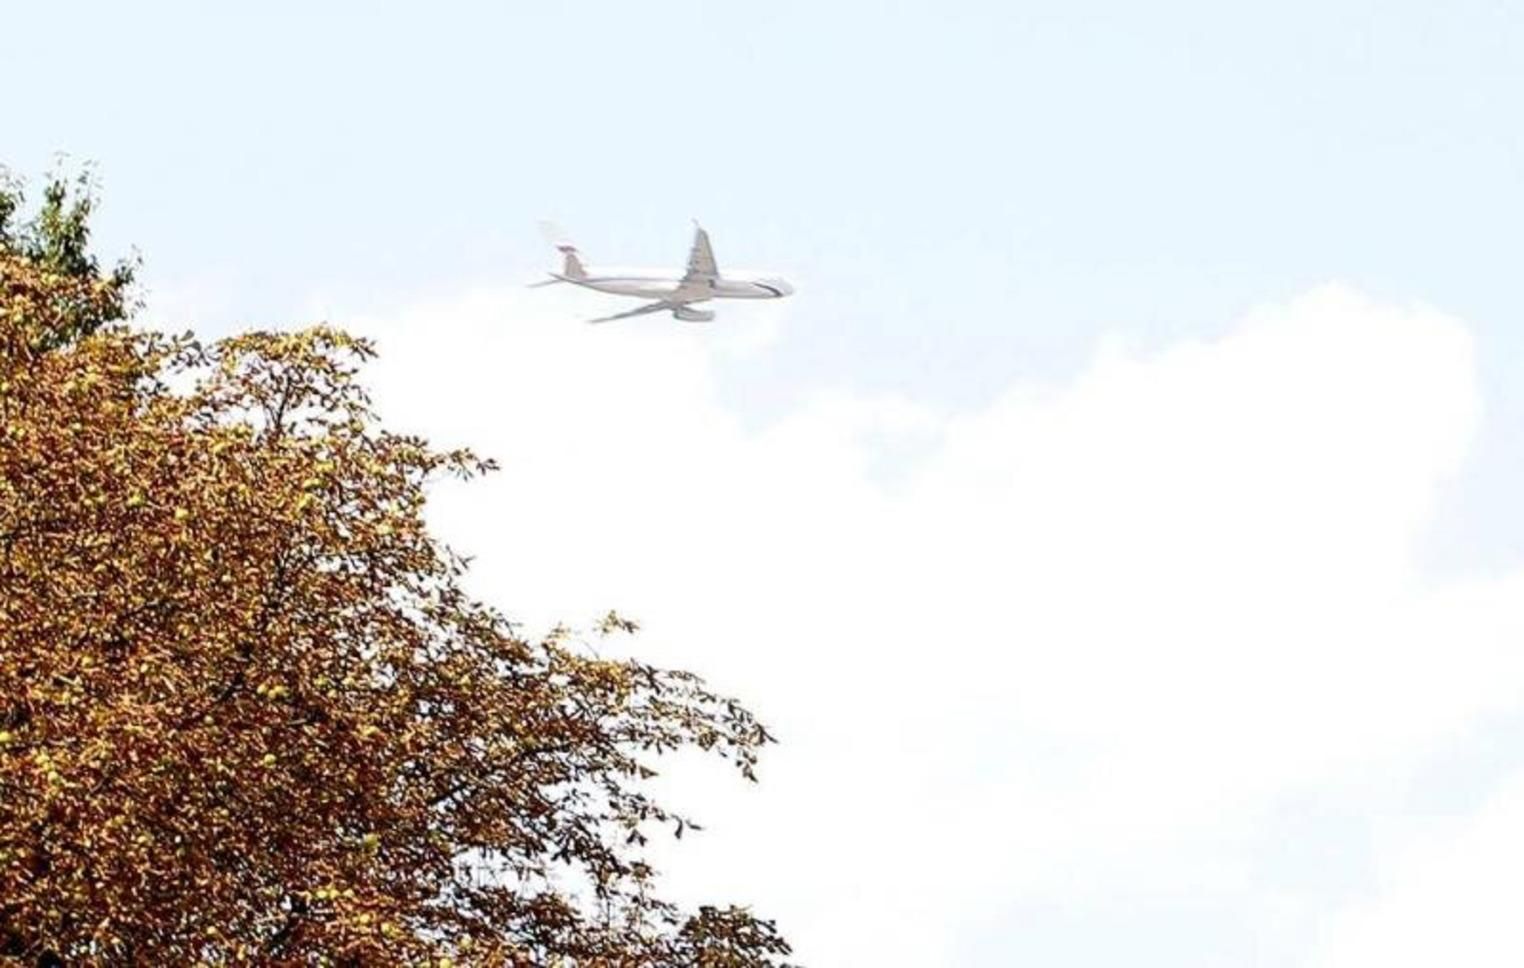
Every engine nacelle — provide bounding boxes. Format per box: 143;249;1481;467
673;306;715;322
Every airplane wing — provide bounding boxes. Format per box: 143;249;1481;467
680;224;718;284
588;301;674;324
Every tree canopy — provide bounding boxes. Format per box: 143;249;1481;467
0;172;793;966
0;168;135;350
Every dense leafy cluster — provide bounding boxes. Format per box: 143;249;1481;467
0;181;792;965
0;169;135;349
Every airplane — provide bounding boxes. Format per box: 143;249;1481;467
531;222;794;323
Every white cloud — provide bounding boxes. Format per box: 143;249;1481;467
1310;773;1524;967
347;283;1523;965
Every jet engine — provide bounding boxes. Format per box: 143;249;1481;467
673;306;716;322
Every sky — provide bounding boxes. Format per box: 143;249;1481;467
8;1;1524;964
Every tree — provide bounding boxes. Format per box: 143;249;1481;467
0;182;793;965
0;165;136;351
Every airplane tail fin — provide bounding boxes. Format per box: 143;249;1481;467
557;244;587;281
538;220;587;281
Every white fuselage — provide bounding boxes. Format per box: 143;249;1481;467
567;270;793;304
540;224;792;323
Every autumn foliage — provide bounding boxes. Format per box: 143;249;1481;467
0;176;792;966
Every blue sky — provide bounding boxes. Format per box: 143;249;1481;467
10;2;1524;964
11;1;1524;568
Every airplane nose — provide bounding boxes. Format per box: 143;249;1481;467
772;278;795;297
